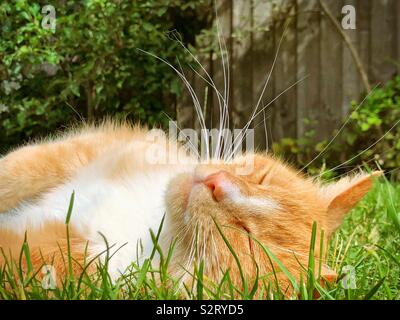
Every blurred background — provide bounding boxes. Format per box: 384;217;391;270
0;0;399;178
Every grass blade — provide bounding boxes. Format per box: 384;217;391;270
363;277;386;300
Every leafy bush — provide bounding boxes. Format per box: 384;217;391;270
274;75;400;179
0;0;212;151
345;75;400;172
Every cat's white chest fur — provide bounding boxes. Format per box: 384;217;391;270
0;147;193;278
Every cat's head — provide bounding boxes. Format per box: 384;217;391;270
165;154;381;290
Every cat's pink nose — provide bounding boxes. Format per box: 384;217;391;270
204;171;227;202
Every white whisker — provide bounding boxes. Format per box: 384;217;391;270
137;48;210;160
263;110;269;152
167;28;228;160
226;75;308;161
162;111;200;159
226;21;291;161
214;0;231;160
318;118;400;177
300;84;380;173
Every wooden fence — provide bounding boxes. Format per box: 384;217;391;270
176;0;400;150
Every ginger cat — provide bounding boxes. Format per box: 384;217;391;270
0;121;380;292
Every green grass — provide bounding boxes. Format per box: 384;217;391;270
0;181;399;300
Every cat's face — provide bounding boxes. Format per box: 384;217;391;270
165;154;380;289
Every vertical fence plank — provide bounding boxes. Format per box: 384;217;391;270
357;0;371;91
371;0;397;83
251;0;275;150
296;0;321;139
320;0;343;138
177;0;399;147
397;0;400;73
342;0;360;116
231;0;253;129
272;0;298;143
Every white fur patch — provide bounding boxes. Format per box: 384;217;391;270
0;144;194;279
220;182;280;212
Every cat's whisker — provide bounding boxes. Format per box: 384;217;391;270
317;117;400;178
175;58;212;160
187;64;226;112
174;225;191;247
170;33;227;161
136;48;210;160
211;231;221;276
162;111;200;159
202;228;207;264
226;76;308;161
319;158;378;184
173;217;198;273
263;110;269;152
226;21;290;161
239;108;273;154
195;226;201;263
251;108;273;132
182;232;195;272
214;0;231;160
183;220;198;266
185;64;228;160
190;222;201;266
201;225;205;263
65;101;86;125
251;77;309;127
217;29;231;161
385;166;400;176
300;85;380;173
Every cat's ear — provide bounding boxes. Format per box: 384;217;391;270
322;171;382;235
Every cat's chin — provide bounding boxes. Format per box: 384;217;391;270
165;171;215;227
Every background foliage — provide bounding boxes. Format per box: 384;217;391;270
0;0;212;152
273;76;400;179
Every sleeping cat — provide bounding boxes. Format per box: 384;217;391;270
0;121;380;292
